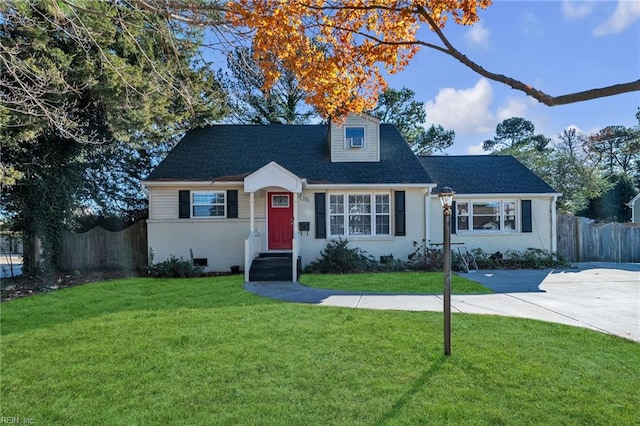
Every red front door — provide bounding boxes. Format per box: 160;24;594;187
268;192;293;250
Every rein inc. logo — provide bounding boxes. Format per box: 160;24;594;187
0;417;35;424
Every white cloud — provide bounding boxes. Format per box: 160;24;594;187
426;80;543;154
496;97;536;122
521;11;544;38
562;0;594;20
465;22;490;50
593;0;640;36
565;124;583;133
425;79;495;135
467;143;486;155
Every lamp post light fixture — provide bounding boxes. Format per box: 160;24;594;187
439;186;455;356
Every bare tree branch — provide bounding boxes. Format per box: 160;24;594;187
414;5;640;106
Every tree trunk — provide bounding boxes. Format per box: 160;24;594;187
22;229;42;274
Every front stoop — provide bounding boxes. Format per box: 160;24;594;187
248;252;302;282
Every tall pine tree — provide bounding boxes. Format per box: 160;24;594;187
0;1;226;274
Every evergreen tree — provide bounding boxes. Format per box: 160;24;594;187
220;46;316;124
0;1;226;275
369;87;454;155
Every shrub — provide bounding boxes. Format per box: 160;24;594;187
407;240;443;271
304;238;377;273
146;249;203;278
504;248;568;269
469;247;568;270
469;248;501;269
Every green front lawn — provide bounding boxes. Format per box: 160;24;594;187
1;275;638;425
300;272;492;294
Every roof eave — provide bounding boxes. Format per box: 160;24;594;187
430;192;562;198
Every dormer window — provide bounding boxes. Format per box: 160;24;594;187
345;127;365;149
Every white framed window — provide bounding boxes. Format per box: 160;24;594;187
456;200;518;232
345;127;365;149
192;192;225;217
375;194;390;235
329;192;390;236
329;194;345;235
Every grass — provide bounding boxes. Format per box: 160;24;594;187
1;275;639;425
299;271;492;294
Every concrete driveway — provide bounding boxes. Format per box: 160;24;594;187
245;262;640;342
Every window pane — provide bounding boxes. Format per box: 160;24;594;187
192;192;225;217
473;216;501;230
330;216;344;235
376;215;389;235
375;194;389;213
473;202;500;215
456;202;469;231
210;206;225;217
472;202;500;230
329;195;344;214
272;195;289;208
503;201;516;216
212;193;225;204
349;215;371;235
348;194;371;214
345;127;364;138
193;193;211;204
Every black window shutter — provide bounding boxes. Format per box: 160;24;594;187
451;200;457;234
314;193;326;238
227;190;238;218
178;190;190;219
394;191;406;236
521;200;532;233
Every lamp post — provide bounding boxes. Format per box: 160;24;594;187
439;187;455;356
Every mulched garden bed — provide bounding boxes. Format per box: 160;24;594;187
1;270;136;302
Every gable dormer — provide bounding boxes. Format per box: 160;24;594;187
329;113;380;162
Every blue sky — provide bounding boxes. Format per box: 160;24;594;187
384;0;640;155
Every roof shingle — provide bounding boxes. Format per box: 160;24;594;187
418;155;557;194
146;124;433;185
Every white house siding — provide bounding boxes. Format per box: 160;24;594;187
148;184;430;271
296;187;428;266
330;115;380;162
147;219;261;272
148;184;263;271
426;196;556;255
149;187;179;219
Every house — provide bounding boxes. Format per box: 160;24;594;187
419;156;559;255
628;193;640;222
144;114;559;281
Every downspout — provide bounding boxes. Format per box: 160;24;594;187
292;193;298;282
245;191;255;283
551;195;558;254
424;188;432;244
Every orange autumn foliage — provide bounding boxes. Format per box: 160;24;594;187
226;1;491;120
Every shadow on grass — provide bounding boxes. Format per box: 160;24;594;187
1;277;281;336
377;356;447;424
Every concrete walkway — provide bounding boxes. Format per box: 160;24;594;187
244;262;640;342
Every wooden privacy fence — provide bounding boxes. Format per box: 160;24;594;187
557;214;640;263
58;221;147;271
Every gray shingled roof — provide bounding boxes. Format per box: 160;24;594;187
146;124;433;185
418;155;557;194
